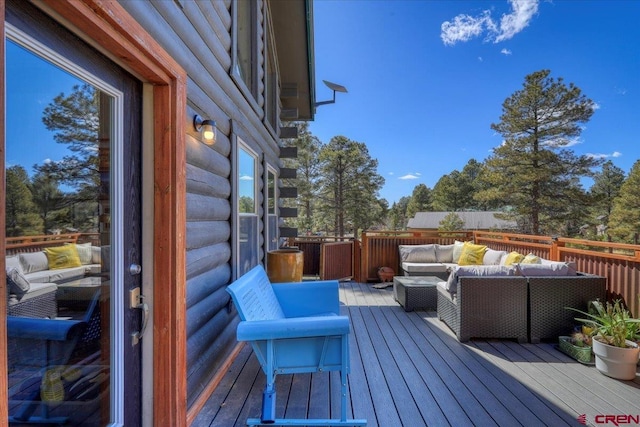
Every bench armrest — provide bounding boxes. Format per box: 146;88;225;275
272;280;340;317
237;315;350;341
7;316;85;341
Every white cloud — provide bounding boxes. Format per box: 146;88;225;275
398;174;420;180
415;172;422;176
586;151;623;160
239;174;253;181
441;0;539;45
478;56;484;62
388;172;394;175
494;0;539;43
441;11;493;45
501;48;512;55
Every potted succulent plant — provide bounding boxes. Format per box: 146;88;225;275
567;299;640;380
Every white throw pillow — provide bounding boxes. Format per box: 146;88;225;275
68;242;93;265
483;249;508;265
452;240;466;263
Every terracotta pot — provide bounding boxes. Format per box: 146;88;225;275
592;338;640;380
267;249;304;283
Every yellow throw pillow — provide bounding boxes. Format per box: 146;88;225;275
521;253;541;264
503;251;525;266
44;245;82;270
457;242;488;266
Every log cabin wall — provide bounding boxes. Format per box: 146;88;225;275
119;0;287;407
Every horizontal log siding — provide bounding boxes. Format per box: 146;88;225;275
120;0;277;410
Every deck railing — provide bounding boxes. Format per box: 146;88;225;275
360;231;474;283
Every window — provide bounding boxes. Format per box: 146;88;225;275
267;168;278;252
233;0;257;99
238;143;259;276
264;15;278;132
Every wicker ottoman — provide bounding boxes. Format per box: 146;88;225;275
393;276;440;311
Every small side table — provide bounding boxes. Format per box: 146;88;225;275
393;276;441;311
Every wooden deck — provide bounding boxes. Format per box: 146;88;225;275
193;281;640;427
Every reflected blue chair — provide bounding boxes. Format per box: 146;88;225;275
227;265;366;426
7;291;102;424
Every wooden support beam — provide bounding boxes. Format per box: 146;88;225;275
280;83;298;98
279;168;297;179
279;126;298;139
279;146;298;159
279;227;298;238
279;187;298;198
279;207;297;218
280;108;298;120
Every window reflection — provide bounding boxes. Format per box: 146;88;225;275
6;39;110;426
238;145;258;275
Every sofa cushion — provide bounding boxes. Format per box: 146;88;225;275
483;249;507;265
399;244;437;263
457;242;488;266
515;261;576;276
446;265;517;294
25;266;88;284
8;282;57;306
435;244;454;263
521;253;541;264
401;262;447;275
6;268;30;298
503;251;525;266
19;252;49;274
44;245;82;270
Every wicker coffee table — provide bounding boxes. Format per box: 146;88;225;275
393;276;440;312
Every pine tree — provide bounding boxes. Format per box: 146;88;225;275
406;184;432;219
476;69;599;235
5;166;43;236
438;212;465;231
608;160;640;243
590;160;625;221
317;136;384;236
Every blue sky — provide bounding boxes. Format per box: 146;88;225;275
310;0;640;204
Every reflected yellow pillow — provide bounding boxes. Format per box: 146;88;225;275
503;251;525;266
457;242;487;266
521;253;541;264
44;245;82;270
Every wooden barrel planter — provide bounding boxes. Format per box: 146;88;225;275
267;249;304;283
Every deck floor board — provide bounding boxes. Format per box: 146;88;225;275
193;281;640;427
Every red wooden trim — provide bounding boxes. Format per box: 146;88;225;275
0;0;8;423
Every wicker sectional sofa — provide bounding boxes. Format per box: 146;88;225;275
398;243;607;343
6;244;102;318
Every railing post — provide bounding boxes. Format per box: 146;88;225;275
360;232;368;284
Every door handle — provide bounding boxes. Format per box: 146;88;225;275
130;287;149;346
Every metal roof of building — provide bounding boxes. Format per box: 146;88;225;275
407;211;517;230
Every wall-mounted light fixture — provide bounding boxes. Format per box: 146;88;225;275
193;115;217;145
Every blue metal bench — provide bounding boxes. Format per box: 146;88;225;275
227;265;366;426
